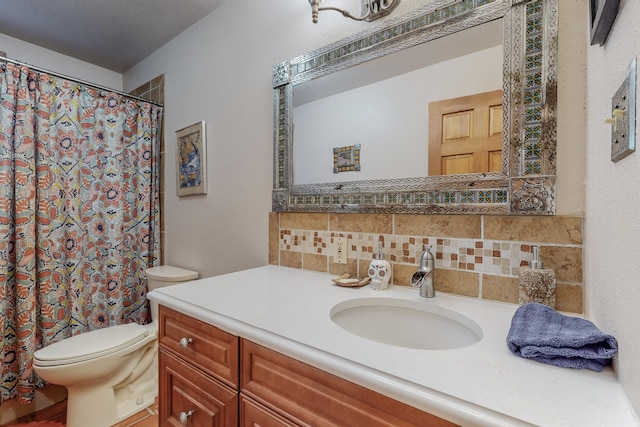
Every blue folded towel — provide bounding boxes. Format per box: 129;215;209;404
506;303;618;372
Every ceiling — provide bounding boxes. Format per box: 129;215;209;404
0;0;225;73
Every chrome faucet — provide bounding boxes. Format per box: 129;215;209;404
411;245;435;298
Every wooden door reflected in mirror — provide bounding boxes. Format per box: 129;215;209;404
428;89;503;176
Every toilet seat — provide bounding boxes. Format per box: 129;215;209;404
34;323;152;367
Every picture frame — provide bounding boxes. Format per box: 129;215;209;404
589;0;620;46
175;121;207;196
333;144;361;174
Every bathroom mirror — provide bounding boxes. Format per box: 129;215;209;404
273;0;558;215
294;19;504;184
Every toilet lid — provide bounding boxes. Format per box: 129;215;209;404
34;323;151;366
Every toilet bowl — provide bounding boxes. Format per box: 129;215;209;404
33;266;198;427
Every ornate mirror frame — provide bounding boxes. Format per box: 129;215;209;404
272;0;558;215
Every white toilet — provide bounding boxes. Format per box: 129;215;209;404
33;265;198;427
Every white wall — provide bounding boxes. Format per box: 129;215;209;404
556;0;587;216
0;33;122;89
584;0;640;413
123;0;413;277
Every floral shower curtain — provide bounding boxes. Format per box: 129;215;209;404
0;62;162;403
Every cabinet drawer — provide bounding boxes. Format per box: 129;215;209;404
240;395;298;427
159;349;238;427
241;339;458;427
159;305;239;388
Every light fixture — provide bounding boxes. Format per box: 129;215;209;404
308;0;400;24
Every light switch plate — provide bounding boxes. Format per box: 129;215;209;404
610;58;636;162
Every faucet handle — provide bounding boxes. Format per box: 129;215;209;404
411;271;426;288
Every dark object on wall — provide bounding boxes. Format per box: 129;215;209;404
590;0;620;46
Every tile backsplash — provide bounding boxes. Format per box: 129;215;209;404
269;213;583;313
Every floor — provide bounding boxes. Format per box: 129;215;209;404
112;400;158;427
0;399;159;427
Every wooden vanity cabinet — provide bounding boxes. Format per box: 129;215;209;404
159;349;238;426
239;395;298;427
158;306;240;426
240;339;458;427
157;306;458;427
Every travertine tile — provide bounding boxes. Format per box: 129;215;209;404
273;212;584;312
131;414;159;427
281;212;329;230
129;82;150;97
160;230;166;265
280;250;302;269
151;87;161;103
112;407;155;426
358;258;372;280
330;213;392;234
482;274;519;304
484;215;583;244
50;398;159;427
151;74;164;88
269;213;279;265
555;283;583;314
303;253;328;273
394;214;481;239
329;258;358;277
393;263;419;287
541;246;582;283
434;269;479;297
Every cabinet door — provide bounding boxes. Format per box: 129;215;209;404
159;349;238;427
241;340;458;427
159;305;239;389
240;395;298;427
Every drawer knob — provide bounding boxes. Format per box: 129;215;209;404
179;337;193;349
179;410;194;425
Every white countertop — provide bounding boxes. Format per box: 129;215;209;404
148;265;639;427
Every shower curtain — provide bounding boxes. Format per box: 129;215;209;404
0;62;162;403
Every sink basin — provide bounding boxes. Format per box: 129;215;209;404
330;298;482;350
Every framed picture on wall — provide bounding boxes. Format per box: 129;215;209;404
333;144;361;174
589;0;620;46
175;121;207;196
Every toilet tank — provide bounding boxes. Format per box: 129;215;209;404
145;266;198;322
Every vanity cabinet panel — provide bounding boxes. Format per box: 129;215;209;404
159;305;239;388
240;395;298;427
240;339;458;427
159;349;238;427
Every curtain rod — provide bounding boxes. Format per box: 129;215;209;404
0;55;163;107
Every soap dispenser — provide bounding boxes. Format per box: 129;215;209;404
518;246;556;307
368;243;391;290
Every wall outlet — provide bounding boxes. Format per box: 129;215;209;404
334;237;348;264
